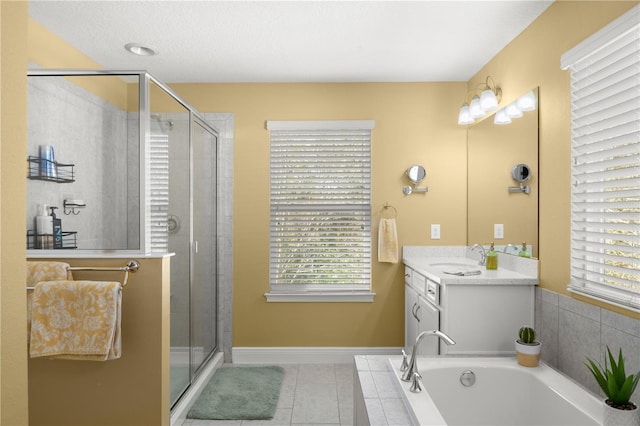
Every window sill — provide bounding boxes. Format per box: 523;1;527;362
264;292;376;302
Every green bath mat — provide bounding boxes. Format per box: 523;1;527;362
187;365;285;420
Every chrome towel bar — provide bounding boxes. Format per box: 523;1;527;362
26;259;140;290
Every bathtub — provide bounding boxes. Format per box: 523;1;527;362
389;357;602;425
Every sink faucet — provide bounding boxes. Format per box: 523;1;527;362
471;243;486;266
401;330;456;389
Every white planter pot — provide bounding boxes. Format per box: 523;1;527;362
515;339;541;367
603;401;639;426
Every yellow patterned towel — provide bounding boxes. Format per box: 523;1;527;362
29;280;122;361
26;261;73;286
378;218;399;263
27;261;73;338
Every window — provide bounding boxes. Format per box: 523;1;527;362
265;120;375;302
562;5;640;312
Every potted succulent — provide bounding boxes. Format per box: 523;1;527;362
515;326;541;367
586;347;639;426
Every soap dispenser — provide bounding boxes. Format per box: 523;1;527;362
486;242;498;270
519;242;531;258
35;204;53;249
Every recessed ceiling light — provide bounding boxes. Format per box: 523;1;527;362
124;43;157;56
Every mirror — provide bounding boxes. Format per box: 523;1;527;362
403;165;428;195
511;164;531;182
406;164;426;184
467;88;539;257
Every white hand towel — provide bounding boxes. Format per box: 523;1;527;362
378;218;399;263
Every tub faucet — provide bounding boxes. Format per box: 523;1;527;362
471;243;486;266
401;330;456;387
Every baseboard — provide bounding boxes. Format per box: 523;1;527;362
232;347;403;364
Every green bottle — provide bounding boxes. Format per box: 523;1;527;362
519;242;531;258
486;242;498;270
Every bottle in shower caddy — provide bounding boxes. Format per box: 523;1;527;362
49;206;63;249
519;242;531;258
39;144;57;178
35;204;53;249
486;242;498;270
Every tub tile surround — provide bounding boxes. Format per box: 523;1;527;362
354;356;413;426
535;288;640;398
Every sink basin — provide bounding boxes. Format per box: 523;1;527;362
428;262;477;268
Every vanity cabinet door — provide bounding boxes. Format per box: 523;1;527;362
417;296;439;356
405;283;420;354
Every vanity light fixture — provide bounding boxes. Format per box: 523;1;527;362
494;90;537;125
457;76;502;125
124;43;158;56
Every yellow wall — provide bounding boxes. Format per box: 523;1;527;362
27;19;130;110
1;1;30;424
469;0;639;319
27;257;170;426
169;83;468;346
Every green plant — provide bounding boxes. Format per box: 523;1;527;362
518;326;537;344
585;346;640;407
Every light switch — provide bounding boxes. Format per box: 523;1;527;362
431;224;441;240
494;224;504;239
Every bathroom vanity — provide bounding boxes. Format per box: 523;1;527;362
403;246;538;355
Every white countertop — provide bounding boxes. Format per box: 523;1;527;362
403;246;539;285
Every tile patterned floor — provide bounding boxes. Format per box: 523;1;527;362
181;363;354;426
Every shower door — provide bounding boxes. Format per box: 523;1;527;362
190;118;218;378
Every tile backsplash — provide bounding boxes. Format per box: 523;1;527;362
535;288;640;400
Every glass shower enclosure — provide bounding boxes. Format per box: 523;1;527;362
26;70;219;408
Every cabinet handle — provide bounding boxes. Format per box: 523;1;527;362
415;305;421;322
405;273;410;277
411;303;418;319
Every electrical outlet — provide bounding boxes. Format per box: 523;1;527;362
431;224;441;240
494;224;504;239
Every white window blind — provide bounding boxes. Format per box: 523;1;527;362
562;5;640;312
148;132;170;252
266;120;374;302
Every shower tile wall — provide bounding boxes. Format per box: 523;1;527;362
535;288;640;397
204;112;234;363
27;77;130;249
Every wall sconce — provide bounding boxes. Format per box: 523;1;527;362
457;77;502;125
494;90;537;125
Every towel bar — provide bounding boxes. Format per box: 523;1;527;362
26;259;140;290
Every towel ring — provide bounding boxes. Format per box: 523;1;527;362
380;203;397;219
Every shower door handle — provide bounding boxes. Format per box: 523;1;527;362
192;240;199;254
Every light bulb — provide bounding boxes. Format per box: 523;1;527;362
458;105;474;125
494;108;511;125
505;102;523;118
517;91;537;111
469;96;485;118
480;89;498;111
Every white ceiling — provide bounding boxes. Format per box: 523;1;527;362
28;0;553;83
